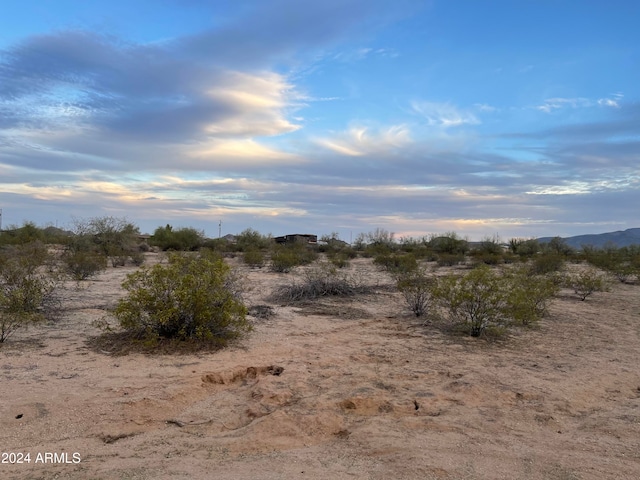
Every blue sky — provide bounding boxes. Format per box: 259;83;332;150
1;0;638;240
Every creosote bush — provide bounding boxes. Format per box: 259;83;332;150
327;252;351;269
0;242;62;343
432;264;559;337
564;267;609;301
63;250;108;280
269;244;318;273
584;245;640;284
374;253;418;275
112;252;249;345
503;266;560;325
434;265;507;337
396;268;434;318
529;253;565;275
151;224;204;251
243;249;266;268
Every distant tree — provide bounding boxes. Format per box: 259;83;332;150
151;224;204;251
236;228;271;251
509;238;540;257
366;228;395;246
544;237;574;256
429;232;469;255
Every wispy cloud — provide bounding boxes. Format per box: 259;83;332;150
410;101;480;127
536;93;624;113
315;124;412;156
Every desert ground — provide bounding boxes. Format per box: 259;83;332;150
1;253;639;480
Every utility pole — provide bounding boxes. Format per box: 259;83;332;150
218;220;222;238
0;208;3;231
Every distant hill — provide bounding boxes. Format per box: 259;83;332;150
538;228;640;249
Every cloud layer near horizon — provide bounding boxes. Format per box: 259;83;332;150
1;0;638;239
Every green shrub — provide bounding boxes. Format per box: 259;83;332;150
508;238;540;257
269;244;317;272
471;253;503;266
112;253;249;344
543;237;574;256
328;252;351;269
584;246;640;284
429;232;469;255
430;263;562;338
503;267;559;325
130;252;146;267
236;228;271;252
0;243;61;343
436;253;466;267
433;265;507;337
151;224;204;251
396;268;435;317
63;250;108;280
564;267;609;301
243;249;265;268
529;253;565;275
270;248;301;273
374;253;418;275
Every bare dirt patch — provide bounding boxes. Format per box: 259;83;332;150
1;255;639;479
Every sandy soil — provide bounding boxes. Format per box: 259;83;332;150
1;254;639;480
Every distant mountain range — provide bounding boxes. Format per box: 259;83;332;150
538;228;640;249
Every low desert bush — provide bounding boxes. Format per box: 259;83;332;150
564;267;610;301
63;250;108;280
130;252;146;266
112;252;249;345
436;253;466;267
328;252;351;269
244;249;266;268
235;228;272;252
471;252;503;266
269;244;318;272
0;243;62;343
433;265;508;337
270;248;301;273
431;263;560;337
396;268;435;318
374;253;418;275
584;246;640;284
151;224;204;251
503;266;560;325
529;253;565;275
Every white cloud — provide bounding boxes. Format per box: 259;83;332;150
315;124;412;156
597;93;623;108
204;70;302;137
474;103;498;113
535;97;591;113
411;101;479;127
536;93;624;113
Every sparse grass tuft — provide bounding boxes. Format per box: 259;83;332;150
271;262;371;303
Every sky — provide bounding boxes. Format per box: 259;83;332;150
1;0;638;240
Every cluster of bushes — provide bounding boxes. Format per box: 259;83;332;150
0;220;627;351
269;243;318;272
395;259;611;337
583;244;640;284
150;224;205;251
0;242;62;343
62;216;146;279
395;265;560;336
